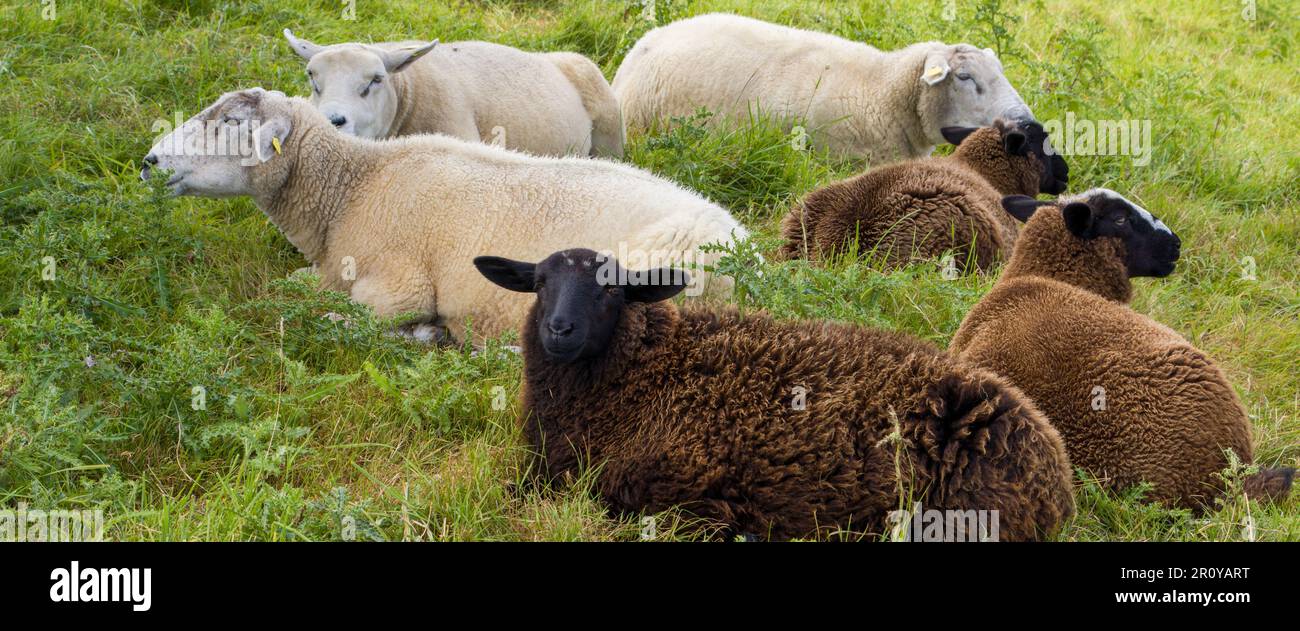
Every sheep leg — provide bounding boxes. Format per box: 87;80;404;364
349;274;445;344
290;263;319;278
391;320;451;345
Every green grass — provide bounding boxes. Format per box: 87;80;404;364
0;0;1295;541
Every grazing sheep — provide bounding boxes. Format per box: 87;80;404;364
284;30;624;157
779;120;1068;270
473;248;1076;541
951;189;1295;508
140;88;743;343
612;13;1036;162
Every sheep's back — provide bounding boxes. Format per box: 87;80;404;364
604;308;1071;539
401;41;591;154
952;277;1253;508
782;161;1008;269
354;141;742;340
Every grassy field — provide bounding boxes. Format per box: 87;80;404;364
0;0;1295;541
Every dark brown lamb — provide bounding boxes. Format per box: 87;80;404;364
475;249;1076;541
951;189;1294;509
779;120;1068;272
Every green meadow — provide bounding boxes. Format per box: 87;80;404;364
0;0;1295;540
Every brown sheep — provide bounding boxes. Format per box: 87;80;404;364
474;248;1076;541
779;120;1068;272
951;189;1295;509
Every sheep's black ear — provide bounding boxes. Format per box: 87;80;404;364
1003;130;1027;155
1062;202;1095;238
473;256;536;292
940;126;978;146
1001;195;1051;223
623;268;690;303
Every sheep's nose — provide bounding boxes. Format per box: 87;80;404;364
140;154;157;180
329;115;347;128
547;320;574;337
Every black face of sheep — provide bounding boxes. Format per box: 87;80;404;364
1003;190;1183;277
941;121;1069;195
1021;122;1069;195
474;249;690;363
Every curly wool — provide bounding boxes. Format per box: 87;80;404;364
951;205;1292;508
519;301;1076;541
779;125;1045;270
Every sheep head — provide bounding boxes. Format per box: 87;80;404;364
942;119;1069;196
141;88;295;198
1000;189;1183;299
284;30;437;139
474;249;689;363
916;44;1035;146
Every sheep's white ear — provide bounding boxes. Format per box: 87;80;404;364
252;116;292;163
284;29;323;61
921;51;951;85
383;40;438;73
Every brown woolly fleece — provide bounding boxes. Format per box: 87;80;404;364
779;122;1047;271
951;205;1294;508
519;301;1076;541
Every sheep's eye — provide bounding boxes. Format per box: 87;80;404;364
1115;216;1128;226
534;280;545;291
956;72;973;81
221;115;238;125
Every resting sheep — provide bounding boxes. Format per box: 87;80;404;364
779;120;1068;271
612;13;1036;162
950;189;1295;508
474;248;1076;541
140;88;743;343
284;30;624;157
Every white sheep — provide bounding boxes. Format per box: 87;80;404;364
140;88;742;343
612;14;1035;163
284;30;625;157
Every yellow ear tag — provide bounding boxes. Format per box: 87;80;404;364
924;65;945;80
271;137;282;155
